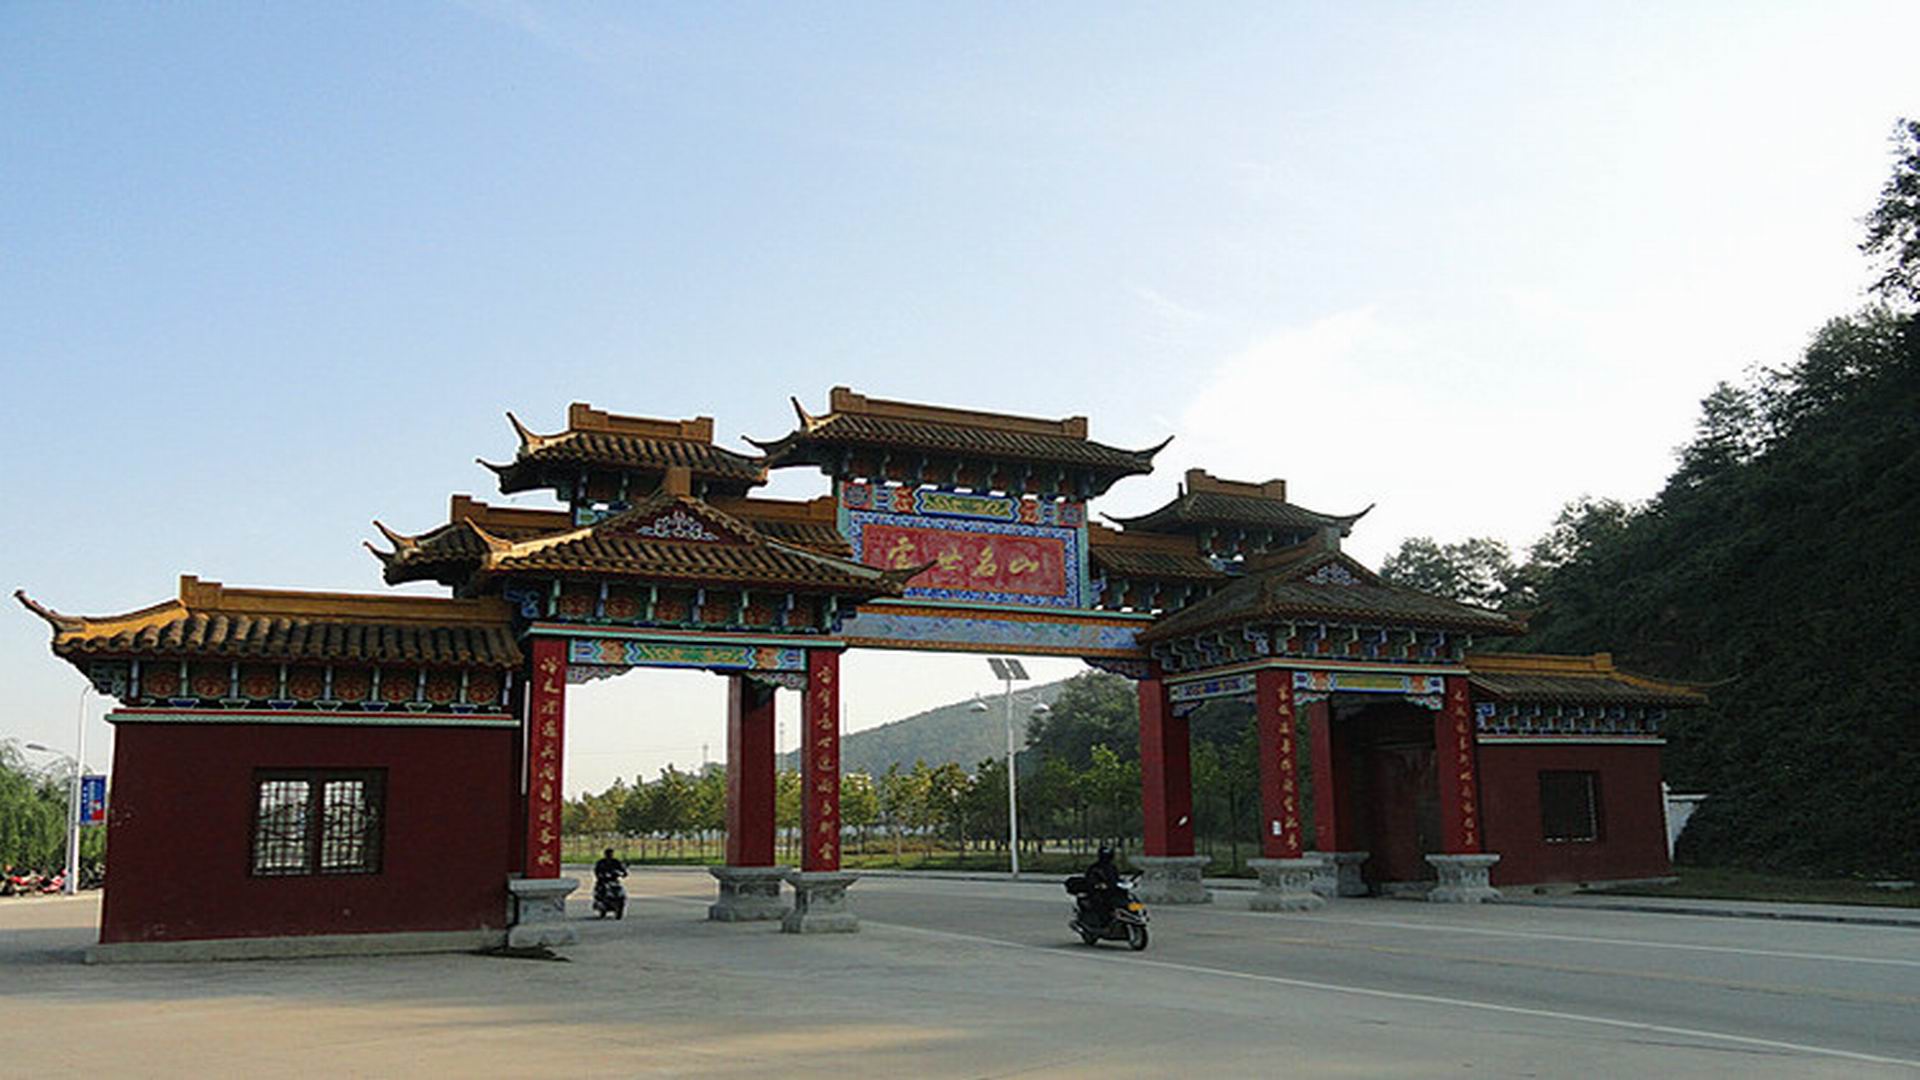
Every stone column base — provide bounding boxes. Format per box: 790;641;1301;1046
1130;854;1213;905
708;865;791;922
781;870;860;933
1322;851;1371;897
1425;853;1502;903
507;877;579;948
1307;852;1337;898
1247;857;1327;912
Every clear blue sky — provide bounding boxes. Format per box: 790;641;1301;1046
4;2;1914;791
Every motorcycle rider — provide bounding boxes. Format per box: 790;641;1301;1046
594;847;627;885
1082;846;1121;927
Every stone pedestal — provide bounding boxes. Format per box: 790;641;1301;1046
1324;851;1370;897
708;865;791;922
1425;853;1502;904
1307;853;1337;898
1130;854;1213;905
506;877;579;949
781;870;859;933
1247;857;1327;912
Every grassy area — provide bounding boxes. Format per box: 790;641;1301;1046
1596;866;1920;908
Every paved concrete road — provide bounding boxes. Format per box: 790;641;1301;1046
1;869;1915;1078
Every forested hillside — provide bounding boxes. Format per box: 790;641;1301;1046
780;679;1067;777
1385;120;1920;878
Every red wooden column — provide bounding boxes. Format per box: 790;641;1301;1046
523;637;568;878
725;676;777;867
802;648;841;872
1138;667;1194;858
1255;668;1304;858
1307;698;1343;851
1436;675;1484;853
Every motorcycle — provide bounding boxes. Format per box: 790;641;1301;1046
1065;873;1150;951
592;873;627;919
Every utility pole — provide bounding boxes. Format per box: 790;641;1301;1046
66;688;86;894
977;658;1046;878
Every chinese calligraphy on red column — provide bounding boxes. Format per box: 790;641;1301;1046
1442;677;1482;853
1258;669;1303;858
803;650;841;871
526;638;567;877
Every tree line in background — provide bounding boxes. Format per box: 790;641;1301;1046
0;742;104;874
563;671;1295;873
1379;118;1920;879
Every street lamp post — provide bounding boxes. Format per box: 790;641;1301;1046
67;687;86;895
973;658;1050;878
26;686;88;896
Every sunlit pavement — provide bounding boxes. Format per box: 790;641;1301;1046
2;868;1917;1078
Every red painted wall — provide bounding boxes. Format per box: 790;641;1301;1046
100;721;518;944
1478;743;1670;887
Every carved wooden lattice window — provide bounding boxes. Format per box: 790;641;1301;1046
250;770;385;876
1539;770;1602;844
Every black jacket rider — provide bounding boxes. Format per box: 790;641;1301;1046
1083;848;1121;924
594;850;627;883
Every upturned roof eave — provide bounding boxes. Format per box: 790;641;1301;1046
1138;584;1522;645
1107;496;1372;535
743;419;1165;477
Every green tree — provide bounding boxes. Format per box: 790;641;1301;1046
1671;381;1764;489
775;768;802;861
876;763;912;858
1025;672;1137;768
614;775;657;854
1862;117;1920;305
649;767;697;856
1379;536;1518;608
0;742;68;872
1025;753;1085;852
963;756;1009;853
1077;744;1140;849
842;771;879;854
923;761;972;850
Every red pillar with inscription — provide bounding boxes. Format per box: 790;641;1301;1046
1307;698;1344;851
802;649;841;872
1436;675;1484;854
523;637;567;878
1138;667;1194;858
725;675;777;867
1255;668;1304;859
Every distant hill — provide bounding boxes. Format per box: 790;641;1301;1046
781;679;1069;777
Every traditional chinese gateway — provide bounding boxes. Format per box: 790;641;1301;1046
20;389;1703;959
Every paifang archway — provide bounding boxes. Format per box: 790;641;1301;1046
20;389;1705;958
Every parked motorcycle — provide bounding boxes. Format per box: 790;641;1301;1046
592;873;627;919
1065;873;1150;951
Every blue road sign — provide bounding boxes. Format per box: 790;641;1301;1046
79;774;107;825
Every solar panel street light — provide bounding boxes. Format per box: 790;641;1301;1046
983;656;1037;876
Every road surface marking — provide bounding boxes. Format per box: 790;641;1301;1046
847;874;1920;970
861;919;1920;1070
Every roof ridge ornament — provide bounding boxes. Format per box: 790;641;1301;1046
505;410;557;455
14;589;84;633
371;520;419;552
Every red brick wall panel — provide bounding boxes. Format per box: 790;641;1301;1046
1478;743;1670;887
100;722;516;944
